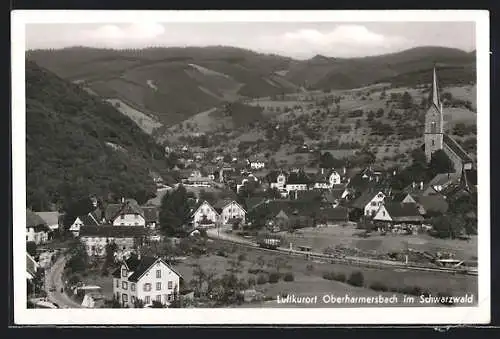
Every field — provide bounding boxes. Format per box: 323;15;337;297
173;240;477;307
106;99;163;134
277;225;478;261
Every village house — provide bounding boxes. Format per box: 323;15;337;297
191;200;219;229
247;158;265;170
36;211;60;232
79;225;147;257
213;199;247;227
68;212;100;237
285;171;310;195
104;199;146;227
112;256;182;308
26;209;50;244
350;190;386;219
236;174;259;194
268;171;287;190
372;202;424;234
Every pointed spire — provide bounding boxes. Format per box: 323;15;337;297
431;65;441;109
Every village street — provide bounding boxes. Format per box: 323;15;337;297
45;255;82;308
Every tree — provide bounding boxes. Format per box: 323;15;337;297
366;111;375;122
159;184;191;236
401;91;414;109
27;241;37;257
355;119;362;129
319;152;343;169
429;150;455;176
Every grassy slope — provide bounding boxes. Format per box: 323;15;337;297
26;61;165;210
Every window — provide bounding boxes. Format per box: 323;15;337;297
116;292;120;299
116;279;120;288
156;282;162;290
131;283;136;292
131;296;136;304
167;294;173;302
145;296;151;304
371;201;377;206
122;294;128;303
431;121;437;133
168;281;173;289
144;283;152;292
122;281;128;290
156;270;161;278
120;215;125;219
432;139;435;146
382;211;386;216
120;223;124;226
122;268;127;277
156;295;162;302
135;222;139;226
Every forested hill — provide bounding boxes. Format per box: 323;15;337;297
26;61;166;211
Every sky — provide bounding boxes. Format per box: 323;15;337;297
25;22;476;59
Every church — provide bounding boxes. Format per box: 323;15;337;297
424;67;474;176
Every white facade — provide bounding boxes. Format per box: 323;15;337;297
364;192;386;217
26;227;48;245
285;183;309;193
220;201;246;225
329;171;341;186
192;201;219;228
372;205;392;222
314;182;330;190
113;259;181;307
250;162;265;170
69;217;84;237
112;214;146;227
270;173;287;190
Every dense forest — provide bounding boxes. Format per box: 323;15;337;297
26;61;167;211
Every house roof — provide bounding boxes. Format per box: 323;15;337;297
191;200;219;217
141;206;159;223
213;198;234;210
26;209;48;228
443;134;473;164
381;202;424;222
105;201;144;222
424;173;458;193
350;190;384;209
392;192;416;203
36;211;59;226
416;195;449;214
79;225;147;238
286;171;311;185
296;190;324;202
124;256;182;283
73;213;100;226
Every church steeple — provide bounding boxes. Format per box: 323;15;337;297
431;65;441;110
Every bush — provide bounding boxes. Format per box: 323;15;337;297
257;274;268;285
334;273;346;282
269;272;280;284
216;250;228;257
347;271;364;287
283;272;295;282
322;271;335;280
247;276;256;286
369;281;388;292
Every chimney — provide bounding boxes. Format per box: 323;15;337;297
343;166;346;175
412;182;416;189
420;181;423;190
121;197;125;204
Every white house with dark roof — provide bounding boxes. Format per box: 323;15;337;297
69;212;100;237
191;200;219;229
112;256;182;307
214;199;246;226
350;190;386;217
105;199;146;227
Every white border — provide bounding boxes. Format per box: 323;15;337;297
12;10;490;325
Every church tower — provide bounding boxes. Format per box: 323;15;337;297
424;67;444;163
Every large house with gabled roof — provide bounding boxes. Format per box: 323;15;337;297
213;199;246;226
191;200;219;229
112;256;182;308
26;209;50;244
104;199;146;227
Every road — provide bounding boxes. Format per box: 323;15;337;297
45;255;82;308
